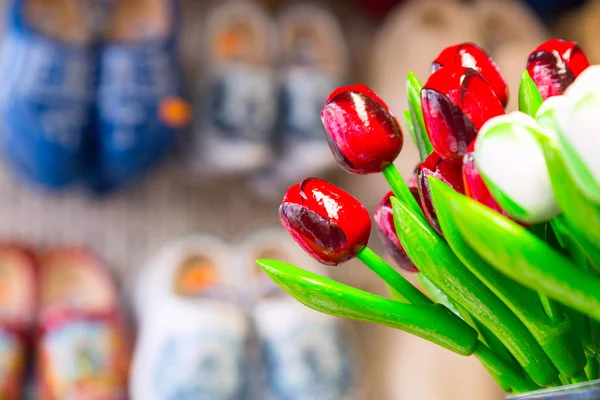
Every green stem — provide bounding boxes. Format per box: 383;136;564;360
558;374;570;386
531;223;563;323
418;273;518;369
442;178;600;324
429;178;586;378
258;259;479;356
382;164;422;217
551;220;599;355
473;342;538;394
392;197;559;386
586;354;598;380
553;217;600;276
539;294;561;323
545;379;561;388
357;247;430;306
570;371;588;384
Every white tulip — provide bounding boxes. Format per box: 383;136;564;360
556;65;600;203
475;112;560;224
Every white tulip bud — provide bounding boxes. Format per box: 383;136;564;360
475;112;560;224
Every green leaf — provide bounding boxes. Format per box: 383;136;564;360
407;71;434;159
403;110;426;162
429;177;586;377
397;274;533;392
552;216;600;274
519;70;544;117
391;197;558;386
440;185;600;324
474;343;539;394
256;259;478;355
418;273;518;371
550;218;600;356
529;129;600;247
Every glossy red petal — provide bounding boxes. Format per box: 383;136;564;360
422;66;504;163
527;39;591;100
432;43;509;108
462;141;507;216
374;192;418;272
417;152;465;235
322;86;404;174
280;178;372;266
325;84;388;109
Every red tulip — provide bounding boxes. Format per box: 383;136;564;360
417;152;465;235
462;141;508;217
432;43;509;108
421;66;505;164
279;177;371;266
526;38;590;100
374;192;418;272
321;84;404;174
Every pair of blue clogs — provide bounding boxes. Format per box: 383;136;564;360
0;0;183;193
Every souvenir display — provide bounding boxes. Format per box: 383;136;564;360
0;0;593;399
259;38;600;398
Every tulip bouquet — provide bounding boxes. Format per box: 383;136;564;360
257;39;600;396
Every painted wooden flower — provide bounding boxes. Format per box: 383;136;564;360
526;38;590;100
321;84;404;174
279;177;371;266
421;66;505;163
417;152;465;235
432;42;509;108
553;66;600;203
475;112;560;224
374;191;418;272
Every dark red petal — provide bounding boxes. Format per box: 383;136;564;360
374;192;418;272
408;172;423;210
421;88;478;163
527;51;575;100
534;38;590;76
280;203;348;266
322;87;403;174
422;66;504;163
280;178;372;265
417;153;465;235
432;43;509;107
462;143;507;216
527;39;590;100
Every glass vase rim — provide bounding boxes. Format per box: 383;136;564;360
507;378;600;399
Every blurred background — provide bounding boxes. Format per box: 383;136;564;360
0;0;596;398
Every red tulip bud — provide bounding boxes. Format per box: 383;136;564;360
432;43;509;108
417;152;465;235
421;66;505;164
321;84;404;174
374;192;418;272
279;177;371;266
526;38;590;100
462;141;508;216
